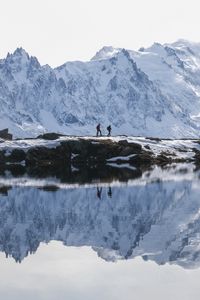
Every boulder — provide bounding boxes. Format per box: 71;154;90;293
118;140;142;153
0;128;12;140
37;132;65;140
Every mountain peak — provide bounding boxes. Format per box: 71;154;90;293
5;47;31;66
91;46;121;61
171;38;195;46
12;47;29;58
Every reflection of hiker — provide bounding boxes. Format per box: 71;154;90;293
96;123;102;137
97;187;102;199
107;186;112;198
107;125;111;137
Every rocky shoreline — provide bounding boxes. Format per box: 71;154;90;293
0;134;200;171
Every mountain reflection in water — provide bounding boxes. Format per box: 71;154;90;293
0;163;200;269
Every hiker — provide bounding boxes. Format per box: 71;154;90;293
96;123;102;137
107;125;111;137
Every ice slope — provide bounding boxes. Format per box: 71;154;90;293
1;41;200;138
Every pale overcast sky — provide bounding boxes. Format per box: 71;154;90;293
0;0;199;67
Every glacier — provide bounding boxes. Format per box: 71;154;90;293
1;40;200;138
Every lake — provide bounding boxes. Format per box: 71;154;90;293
0;163;200;299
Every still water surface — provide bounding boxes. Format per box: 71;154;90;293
0;163;200;299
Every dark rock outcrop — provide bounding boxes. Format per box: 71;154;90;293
37;132;65;140
0;138;149;172
7;149;26;163
0;136;194;170
0;128;12;140
26;144;71;166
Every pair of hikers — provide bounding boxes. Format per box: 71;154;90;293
96;124;111;137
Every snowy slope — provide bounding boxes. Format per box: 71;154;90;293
1;41;200;138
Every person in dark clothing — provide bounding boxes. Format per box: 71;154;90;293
96;123;102;137
107;125;111;136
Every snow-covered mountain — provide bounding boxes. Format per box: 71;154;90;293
1;40;200;138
